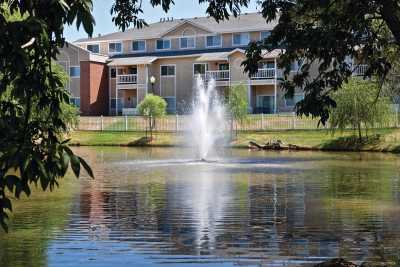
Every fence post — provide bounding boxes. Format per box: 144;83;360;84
292;114;295;130
125;115;128;132
261;113;264;130
175;114;179;133
101;115;104;131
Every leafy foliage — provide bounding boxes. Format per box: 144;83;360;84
329;78;392;140
0;1;95;232
137;94;167;139
228;84;248;137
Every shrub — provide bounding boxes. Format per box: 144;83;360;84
329;78;392;141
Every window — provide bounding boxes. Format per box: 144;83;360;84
110;68;116;78
206;35;222;48
180;37;195;49
132;40;146;52
256;95;275;114
70;97;80;107
218;63;229;71
87;44;99;53
128;67;137;75
285;94;304;107
156;39;171;50
193;63;207;75
290;59;303;71
70;66;80;77
161;65;175;76
260;31;271;40
233;33;250;46
164;97;176;114
108;42;122;54
258;61;275;69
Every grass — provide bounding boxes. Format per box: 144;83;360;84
68;128;400;153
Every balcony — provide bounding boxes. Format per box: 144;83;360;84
352;64;368;76
251;68;276;79
117;74;137;84
250;68;277;85
205;70;230;81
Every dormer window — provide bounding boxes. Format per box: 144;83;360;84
156;39;171;50
132;40;146;52
206;35;222;48
180;37;195;49
108;42;122;54
233;33;250;46
87;44;99;53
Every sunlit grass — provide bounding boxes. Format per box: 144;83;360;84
69;128;400;152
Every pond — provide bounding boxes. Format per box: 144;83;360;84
1;147;400;266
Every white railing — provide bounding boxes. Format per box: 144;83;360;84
251;68;276;79
117;74;137;84
205;70;230;81
352;64;368;76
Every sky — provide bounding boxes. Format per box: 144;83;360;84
64;0;260;42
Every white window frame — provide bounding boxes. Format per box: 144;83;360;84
160;64;176;77
69;65;80;78
260;31;271;40
156;39;172;51
159;64;177;113
284;93;304;108
193;63;208;76
232;32;250;46
179;36;196;49
108;42;123;54
205;35;222;48
86;43;100;54
131;40;146;53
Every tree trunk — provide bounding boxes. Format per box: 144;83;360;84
358;122;362;142
381;0;400;45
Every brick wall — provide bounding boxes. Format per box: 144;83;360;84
80;61;109;115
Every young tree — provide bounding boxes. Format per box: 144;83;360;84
137;94;167;140
228;84;248;138
329;78;392;141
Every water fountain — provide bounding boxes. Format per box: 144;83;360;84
189;76;227;160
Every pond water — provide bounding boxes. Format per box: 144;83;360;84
1;147;400;266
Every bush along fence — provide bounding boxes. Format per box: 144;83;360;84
75;113;400;132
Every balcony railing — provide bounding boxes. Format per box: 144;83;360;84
205;70;230;81
352;64;368;76
251;68;276;79
117;74;137;84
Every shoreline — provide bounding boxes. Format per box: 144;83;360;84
68;129;400;154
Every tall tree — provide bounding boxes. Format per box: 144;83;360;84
0;1;95;231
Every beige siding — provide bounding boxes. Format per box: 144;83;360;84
163;23;211;38
229;52;248;82
110;78;117;98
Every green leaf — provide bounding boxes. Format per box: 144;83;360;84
79;156;94;178
70;154;80;177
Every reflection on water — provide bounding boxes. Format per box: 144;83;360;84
1;147;400;266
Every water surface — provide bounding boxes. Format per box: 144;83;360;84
1;147;400;266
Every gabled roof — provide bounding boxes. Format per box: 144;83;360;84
74;12;277;43
160;19;212;37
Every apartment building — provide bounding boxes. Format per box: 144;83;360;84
58;12;365;116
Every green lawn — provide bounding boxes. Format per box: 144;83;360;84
68;128;400;153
